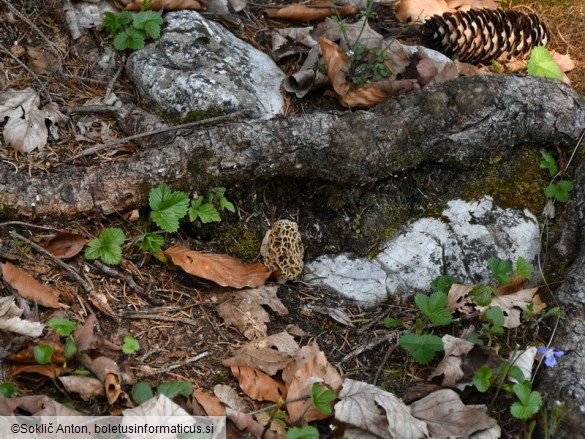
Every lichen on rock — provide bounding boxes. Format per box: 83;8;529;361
260;220;304;283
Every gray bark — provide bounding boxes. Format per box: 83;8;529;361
0;75;583;218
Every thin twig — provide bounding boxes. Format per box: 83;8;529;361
121;313;203;329
58;109;247;164
137;352;209;377
0;46;47;94
105;62;124;99
0;221;63;232
60;105;118;115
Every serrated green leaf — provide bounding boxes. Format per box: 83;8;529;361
485;306;505;327
84;228;125;265
219;196;235;212
545;180;573;202
511;382;542;419
415;292;451;325
508;365;526;384
527;46;563;80
48;317;76;336
158;381;193;399
431;275;460;295
149;185;189;232
515;256;534;280
473;366;492;392
286;425;320;439
137;233;165;253
0;382;17;397
64;335;77;358
383;317;403;328
33;345;54;365
122;336;141;354
399;333;443;365
132;382;154;405
540;152;558;176
414;293;430;315
488;257;512;284
470;284;496;306
102;12;122;35
133;11;163;39
188;198;221;223
311;382;335;415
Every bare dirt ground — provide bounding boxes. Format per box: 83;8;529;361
0;0;583;437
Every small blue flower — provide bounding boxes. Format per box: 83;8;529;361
537;347;564;367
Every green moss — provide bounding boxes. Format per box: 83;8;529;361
0;207;19;221
154;106;227;125
219;223;261;262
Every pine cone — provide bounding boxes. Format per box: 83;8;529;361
420;9;550;64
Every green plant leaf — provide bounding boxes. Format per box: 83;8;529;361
188;196;221;223
84;227;125;265
527;46;563;80
540;151;558;176
508;365;527;384
114;28;146;51
137;233;165;253
515;256;534;280
286;425;320;439
122;336;141;354
133;11;163;39
102;11;133;35
431;275;460;295
470;284;496;306
219;196;235;213
48;317;77;336
488;257;512;284
64;335;77;358
383;317;403;328
473;366;492;392
311;382;335;415
158;381;194;399
485;306;505;327
132;382;154;405
399;333;443;365
545;180;573;202
542;306;565;320
511;381;542;419
33;345;54;365
415;292;452;325
0;382;17;397
149;184;190;232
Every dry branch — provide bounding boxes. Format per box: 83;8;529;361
0;75;583;218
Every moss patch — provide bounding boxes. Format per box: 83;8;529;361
219;223;262;262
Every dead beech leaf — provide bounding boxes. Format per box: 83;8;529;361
0;262;61;308
78;353;122;404
194;389;225;416
267;0;358;21
394;0;451;23
496;273;528;295
124;0;206;11
226;408;282;439
2;395;84;416
32;232;88;259
410;389;499;437
447;283;474;313
231;365;287;402
0;296;44;337
217;286;288;339
427;335;475;387
334;379;428;439
7;364;63;379
164;245;270;288
58;376;105;401
477;287;545;329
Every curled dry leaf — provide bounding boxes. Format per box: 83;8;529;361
164;245;271;288
427;335;475;387
7;364;63;380
78;353;122;404
32;232;88;259
0;262;61;309
124;0;206;11
0;296;44;337
226;408;282;439
266;0;358;22
58;376;105;401
230;365;287;402
194;389;225;416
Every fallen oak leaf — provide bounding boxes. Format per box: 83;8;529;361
164;245;271;288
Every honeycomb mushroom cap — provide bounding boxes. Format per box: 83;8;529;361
260;220;304;282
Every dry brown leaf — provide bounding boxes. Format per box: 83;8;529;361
447;283;474;313
74;314;97;352
214;384;249;412
478;287;545;329
231;365;287;402
427;335;475;387
446;0;500;10
226;408;284;439
222;331;299;375
78;353;122;404
58;376;105;401
2;395;84;416
496;273;528;295
552;51;576;72
194;389;226;416
164;245;271;288
286;349;343;423
266;0;358;22
124;0;206;11
394;0;451;23
0;262;61;308
410;389;499;437
7;335;64;365
32;232;88;259
7;364;63;379
217;286;288;339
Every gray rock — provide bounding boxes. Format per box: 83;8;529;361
304;197;540;307
126;11;284;121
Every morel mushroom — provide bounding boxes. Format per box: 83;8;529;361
260;220;304;283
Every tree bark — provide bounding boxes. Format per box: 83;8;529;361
0;75;583;218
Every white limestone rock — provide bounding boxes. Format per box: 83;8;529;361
126;11;284;121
